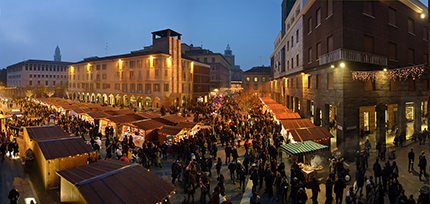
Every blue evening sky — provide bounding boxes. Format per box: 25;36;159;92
0;0;428;71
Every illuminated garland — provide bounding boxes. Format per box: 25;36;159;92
352;71;379;81
386;66;425;81
352;65;426;81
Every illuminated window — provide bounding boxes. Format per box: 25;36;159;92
262;77;266;82
246;77;250;82
254;77;258;82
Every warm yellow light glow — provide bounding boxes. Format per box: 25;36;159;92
421;13;425;19
25;197;36;204
383;68;387;72
301;72;304;75
214;88;219;92
118;59;123;69
70;66;74;73
190;61;194;73
331;65;335;68
167;57;172;67
150;56;154;67
340;63;345;68
87;63;91;72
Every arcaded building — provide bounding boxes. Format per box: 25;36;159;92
68;29;210;109
271;0;429;154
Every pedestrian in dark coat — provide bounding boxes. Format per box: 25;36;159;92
326;177;334;204
408;148;415;172
265;169;275;197
373;159;382;186
250;168;259;192
311;177;320;204
8;189;19;204
334;178;346;204
419;152;427;181
225;144;231;164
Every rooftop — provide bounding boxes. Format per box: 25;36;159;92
244;66;271;74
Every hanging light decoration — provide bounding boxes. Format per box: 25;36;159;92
352;65;426;81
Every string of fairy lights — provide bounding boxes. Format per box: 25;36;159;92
351;65;426;81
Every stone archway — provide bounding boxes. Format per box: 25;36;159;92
91;93;96;103
153;97;161;109
85;93;90;102
137;96;144;110
115;94;122;106
109;94;114;105
73;92;76;100
96;93;102;104
130;95;136;109
145;97;152;109
102;94;108;105
123;95;129;107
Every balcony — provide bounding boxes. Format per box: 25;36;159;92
318;48;388;66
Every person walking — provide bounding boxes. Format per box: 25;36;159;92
8;189;19;204
419;151;427;181
216;157;222;176
225;144;231;165
373;159;382;186
228;161;237;184
311;177;320;204
326;177;334;204
409;148;415;172
334;178;346;204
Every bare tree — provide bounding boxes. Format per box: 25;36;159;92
44;86;55;98
24;85;34;98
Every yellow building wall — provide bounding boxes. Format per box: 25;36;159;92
59;177;88;204
47;154;90;190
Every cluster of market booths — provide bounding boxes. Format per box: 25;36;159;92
20;97;208;203
260;97;333;183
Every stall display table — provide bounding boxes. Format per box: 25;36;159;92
302;168;317;183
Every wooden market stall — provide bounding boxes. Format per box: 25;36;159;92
105;109;136;116
158;125;187;144
176;121;200;137
99;114;147;137
285;126;333;146
22;126;95;190
81;111;110;124
131;119;166;143
56;160;175;204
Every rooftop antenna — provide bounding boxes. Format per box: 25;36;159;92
105;42;108;56
201;41;203;48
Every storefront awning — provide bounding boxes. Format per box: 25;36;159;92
281;140;329;156
280;119;315;130
287;126;333;142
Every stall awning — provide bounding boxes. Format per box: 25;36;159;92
135;112;161;119
288;126;333;142
105;109;136;116
281;140;329;156
274;112;301;120
280;119;315;130
85;111;110;119
104;115;146;125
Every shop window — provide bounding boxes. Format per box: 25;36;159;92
364;80;375;90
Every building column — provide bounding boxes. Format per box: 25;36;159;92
337;105;360;160
414;101;422;133
315;107;321;126
375;104;387;146
397;102;407;136
323;104;330;130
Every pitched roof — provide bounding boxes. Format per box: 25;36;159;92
135;112;161;119
274;112;301;120
132;119;165;131
280;119;315;130
244;66;271;74
26;126;71;141
155;114;187;124
105;115;146;124
74;50;169;64
7;59;72;68
85;111;110;119
105;109;136;116
158;125;185;136
176;122;198;129
56;160;175;204
280;140;329;156
288;126;333;142
37;137;94;160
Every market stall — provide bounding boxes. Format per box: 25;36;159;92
99;114;146;136
153;114;187;126
285;126;333;146
131;119;166;144
176;121;200;137
157;125;187;144
281;140;329;183
22;126;94;190
81;111;110;124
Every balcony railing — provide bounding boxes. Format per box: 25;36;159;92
318;48;388;66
